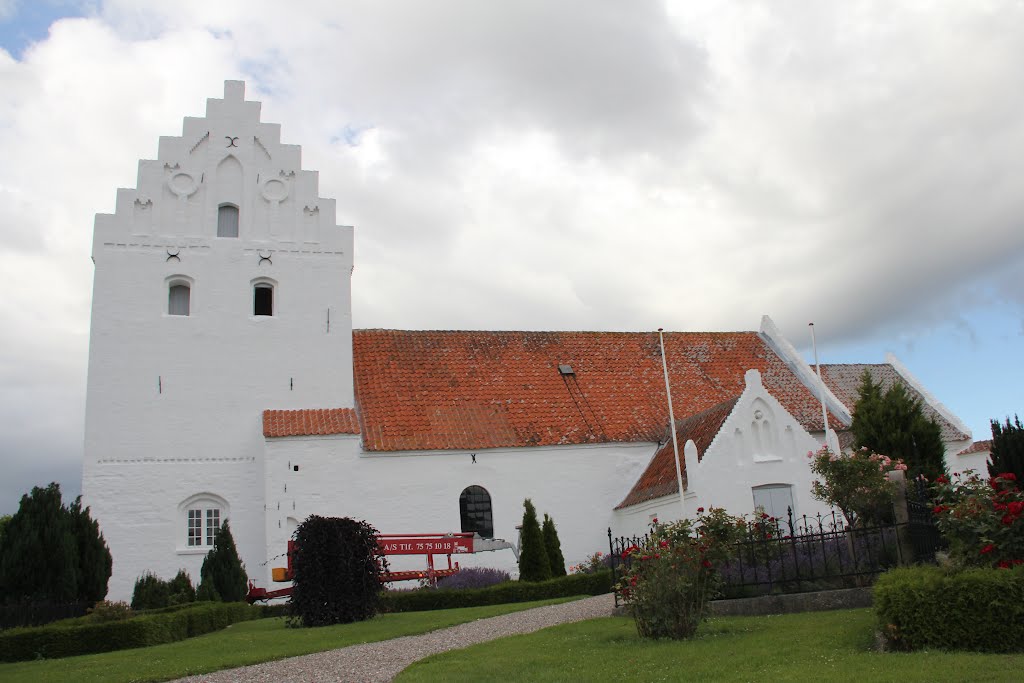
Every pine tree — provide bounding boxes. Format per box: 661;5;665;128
850;371;947;481
989;415;1024;481
541;513;567;577
517;499;551;582
0;483;80;603
198;521;247;602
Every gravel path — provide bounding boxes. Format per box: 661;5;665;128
171;593;616;683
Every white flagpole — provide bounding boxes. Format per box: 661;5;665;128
658;328;687;521
809;323;832;451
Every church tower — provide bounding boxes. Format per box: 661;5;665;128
82;82;354;600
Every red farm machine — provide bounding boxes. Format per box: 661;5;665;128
245;532;513;603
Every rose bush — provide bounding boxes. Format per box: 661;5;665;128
808;446;907;528
931;471;1024;569
618;508;744;639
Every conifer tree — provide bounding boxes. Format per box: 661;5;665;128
0;483;78;602
988;415;1024;482
517;499;551;582
542;513;567;577
850;371;947;481
197;521;247;602
69;497;113;603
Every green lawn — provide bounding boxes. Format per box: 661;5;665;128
398;609;1024;682
0;597;578;683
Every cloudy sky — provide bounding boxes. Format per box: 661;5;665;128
2;1;1022;514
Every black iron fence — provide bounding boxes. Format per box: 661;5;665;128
608;497;943;604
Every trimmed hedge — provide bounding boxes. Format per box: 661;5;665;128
0;601;256;662
381;570;613;613
875;565;1024;653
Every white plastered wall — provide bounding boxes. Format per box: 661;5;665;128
260;437;656;586
82;81;354;600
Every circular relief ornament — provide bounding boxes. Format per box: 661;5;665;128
168;172;198;197
261;178;288;202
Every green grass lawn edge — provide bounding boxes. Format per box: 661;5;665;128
397;608;1024;683
0;596;583;683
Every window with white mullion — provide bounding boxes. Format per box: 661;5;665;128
188;509;203;546
206;508;221;545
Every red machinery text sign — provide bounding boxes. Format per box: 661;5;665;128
378;536;473;555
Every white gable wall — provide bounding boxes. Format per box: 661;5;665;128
613;370;829;537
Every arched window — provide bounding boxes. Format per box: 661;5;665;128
459;485;493;538
217;203;239;238
178;493;228;550
168;283;190;316
254;283;273;316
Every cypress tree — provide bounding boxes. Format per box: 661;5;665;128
850;371;947;481
989;415;1024;481
517;499;551;582
198;521;247;602
541;513;567;577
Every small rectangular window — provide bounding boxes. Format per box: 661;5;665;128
169;284;190;316
218;205;239;238
254;284;273;316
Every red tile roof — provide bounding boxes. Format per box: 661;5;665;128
957;440;992;456
616;397;739;509
351;330;835;452
263;408;360;438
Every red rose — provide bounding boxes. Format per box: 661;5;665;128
702;559;712;568
659;540;669;548
697;507;705;513
932;505;946;514
981;544;996;554
1002;514;1015;526
997;473;1017;481
1008;502;1024;516
629;575;638;586
761;512;770;519
935;475;950;484
1014;560;1024;566
998;560;1011;569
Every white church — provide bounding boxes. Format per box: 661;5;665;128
82;82;984;601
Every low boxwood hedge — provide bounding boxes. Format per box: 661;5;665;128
0;601;257;662
380;570;613;613
874;565;1024;653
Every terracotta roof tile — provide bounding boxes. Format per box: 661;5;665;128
263;408;360;438
958;439;992;456
352;330;833;452
820;364;969;441
615;397;739;509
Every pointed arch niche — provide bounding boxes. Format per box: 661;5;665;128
749;397;781;462
216;155;243;237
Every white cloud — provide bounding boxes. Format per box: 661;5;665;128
3;1;1024;510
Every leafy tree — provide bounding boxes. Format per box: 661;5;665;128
0;485;112;604
289;515;388;627
0;515;10;543
197;521;247;602
517;499;551;582
850;371;947;481
541;513;566;577
988;415;1024;482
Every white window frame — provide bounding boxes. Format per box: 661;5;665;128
165;275;194;317
251;277;278;318
178;493;228;554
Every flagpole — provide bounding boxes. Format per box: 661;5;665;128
809;322;831;450
658;328;687;521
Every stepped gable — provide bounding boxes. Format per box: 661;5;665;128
349;329;836;452
820;364;969;442
615;397;740;509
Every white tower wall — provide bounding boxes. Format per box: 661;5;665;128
82;81;354;600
